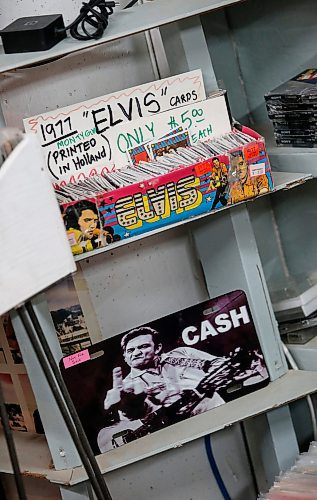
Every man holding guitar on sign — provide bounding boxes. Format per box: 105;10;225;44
97;326;250;453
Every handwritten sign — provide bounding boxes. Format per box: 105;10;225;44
63;349;91;369
244;143;260;161
23;70;205;185
195;161;213;177
109;93;232;169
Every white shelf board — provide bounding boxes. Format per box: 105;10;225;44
74;170;312;262
256;122;317;176
0;431;52;478
75;370;317;480
0;0;244;73
1;370;316;484
269;146;317;177
273;281;317;318
287;337;317;371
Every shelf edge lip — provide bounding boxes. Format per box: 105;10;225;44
0;0;244;73
0;370;317;486
1;370;316;483
45;369;317;484
73;171;312;263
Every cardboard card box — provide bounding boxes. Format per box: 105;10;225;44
60;126;274;256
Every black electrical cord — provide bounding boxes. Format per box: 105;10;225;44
18;304;112;500
59;0;140;41
0;379;27;500
123;0;139;8
64;0;117;41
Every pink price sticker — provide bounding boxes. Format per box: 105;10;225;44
63;349;90;369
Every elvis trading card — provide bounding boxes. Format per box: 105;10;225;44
61;290;269;455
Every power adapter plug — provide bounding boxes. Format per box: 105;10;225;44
0;1;136;54
0;15;66;54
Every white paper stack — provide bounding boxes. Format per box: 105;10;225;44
0;134;76;315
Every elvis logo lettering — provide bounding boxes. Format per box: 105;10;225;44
114;175;202;229
97;161;226;240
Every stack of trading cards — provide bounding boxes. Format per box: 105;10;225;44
54;128;254;204
127;127;189;165
265;69;317;147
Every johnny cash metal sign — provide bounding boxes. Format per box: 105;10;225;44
61;290;269;455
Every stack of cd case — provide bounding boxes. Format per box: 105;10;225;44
265;69;317;147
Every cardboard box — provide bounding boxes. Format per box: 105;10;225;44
60;126;274;256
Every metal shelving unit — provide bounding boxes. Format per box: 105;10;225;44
0;0;245;72
1;1;317;498
73;171;312;263
6;173;314;498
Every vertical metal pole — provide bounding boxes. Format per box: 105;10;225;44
193;204;298;491
193;205;287;381
243;407;299;493
16;303;112;500
160;15;218;93
60;482;95;500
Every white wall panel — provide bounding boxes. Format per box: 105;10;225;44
233;0;317;124
105;425;256;500
79;227;208;339
1;474;61;499
0;35;155;128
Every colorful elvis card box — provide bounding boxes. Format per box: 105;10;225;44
61;126;273;255
24;70;273;256
60;290;269;455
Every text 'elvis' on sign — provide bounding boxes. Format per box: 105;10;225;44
107;92;231;169
23;70;206;186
